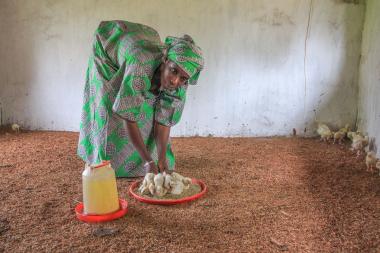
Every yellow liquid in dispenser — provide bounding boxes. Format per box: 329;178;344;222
82;162;119;215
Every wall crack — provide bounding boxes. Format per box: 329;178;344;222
303;0;314;133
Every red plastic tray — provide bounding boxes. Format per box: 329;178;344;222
129;178;207;205
75;199;128;223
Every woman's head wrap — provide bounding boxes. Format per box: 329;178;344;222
164;35;204;85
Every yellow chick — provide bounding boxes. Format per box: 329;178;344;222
317;123;333;142
347;131;354;141
163;172;173;191
338;124;350;134
365;151;377;172
351;135;369;156
138;173;155;195
153;173;167;197
333;124;351;144
376;160;380;176
11;123;20;133
333;131;346;144
170;179;185;195
172;172;192;190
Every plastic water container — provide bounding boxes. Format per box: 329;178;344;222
82;161;119;215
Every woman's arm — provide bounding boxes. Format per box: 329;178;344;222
126;119;158;173
154;121;171;172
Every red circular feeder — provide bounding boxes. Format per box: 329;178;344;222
129;178;207;205
75;199;128;223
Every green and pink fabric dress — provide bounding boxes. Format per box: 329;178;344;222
77;20;203;177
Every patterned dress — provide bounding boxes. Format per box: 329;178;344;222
77;20;187;177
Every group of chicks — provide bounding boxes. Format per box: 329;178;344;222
138;172;193;197
317;122;380;174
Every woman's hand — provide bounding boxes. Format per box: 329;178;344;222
157;159;169;173
144;161;158;174
154;122;171;173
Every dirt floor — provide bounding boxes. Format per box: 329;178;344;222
0;130;379;252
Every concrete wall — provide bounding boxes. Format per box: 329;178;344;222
0;0;366;136
357;0;380;154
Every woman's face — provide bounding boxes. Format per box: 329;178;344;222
160;60;190;90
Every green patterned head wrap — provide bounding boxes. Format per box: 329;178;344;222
164;35;204;85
